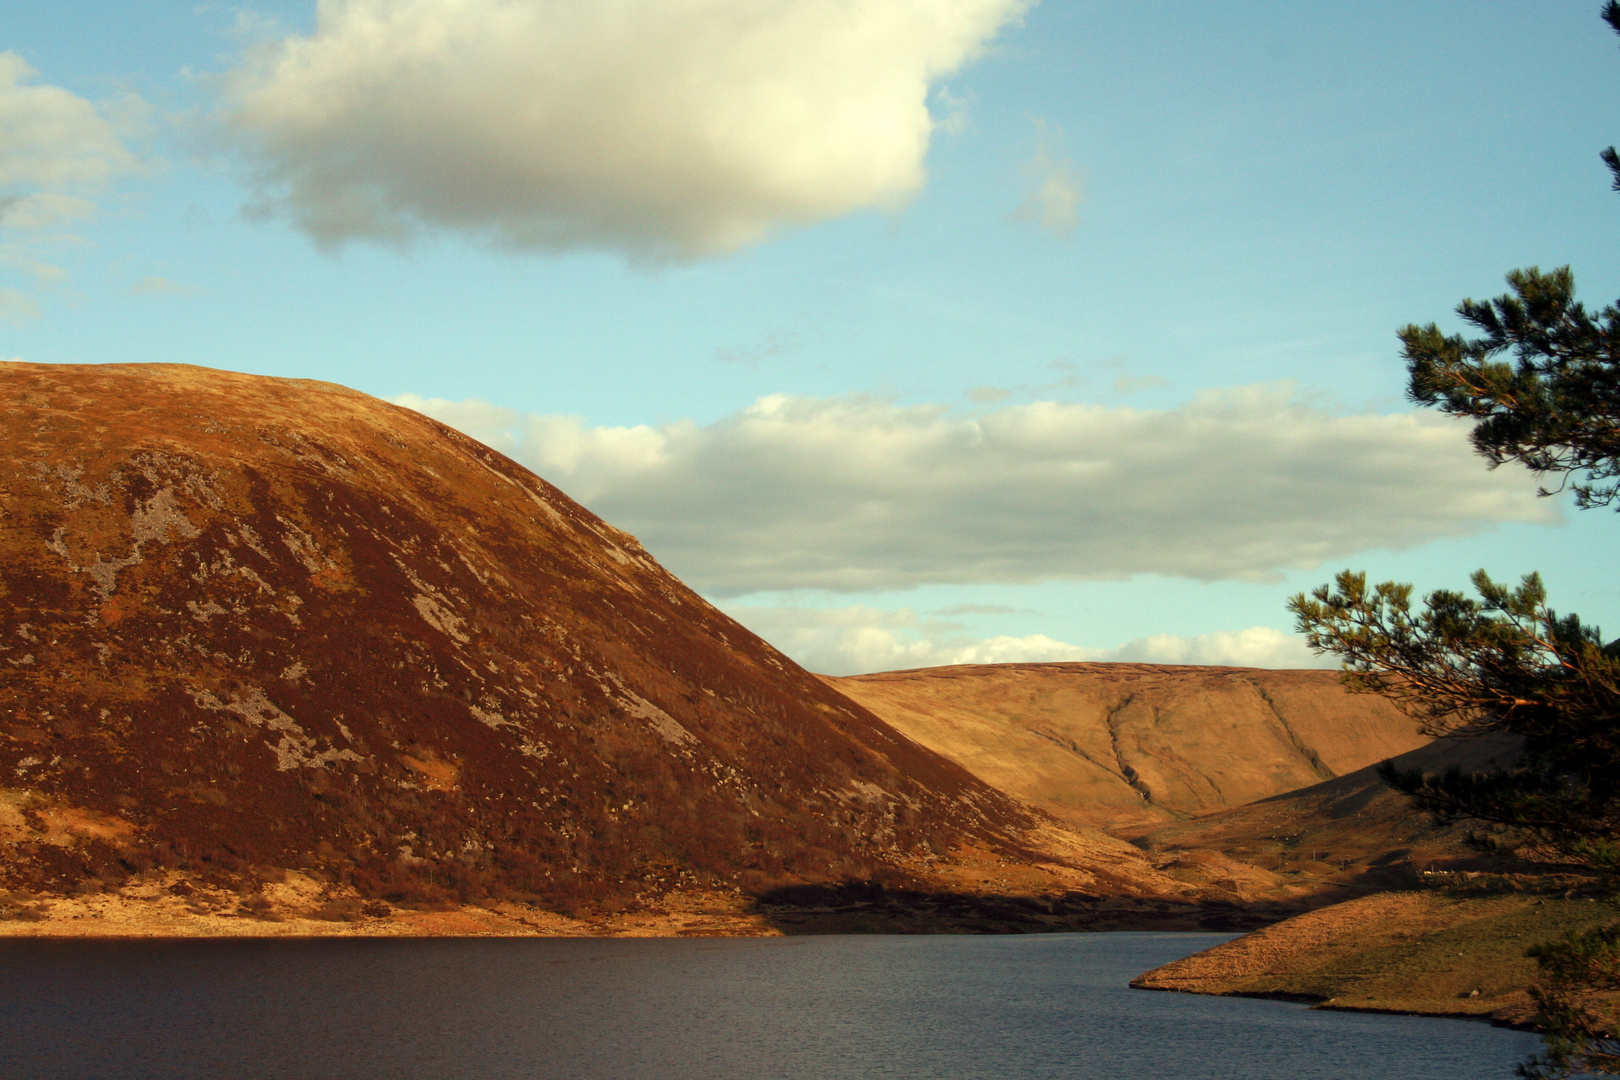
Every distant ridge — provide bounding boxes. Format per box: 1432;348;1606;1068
825;662;1428;831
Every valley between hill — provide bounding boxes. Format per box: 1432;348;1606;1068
0;358;1574;974
830;662;1589;1029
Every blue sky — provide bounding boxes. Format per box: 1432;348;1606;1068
4;1;1616;673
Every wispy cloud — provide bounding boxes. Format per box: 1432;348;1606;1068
130;275;196;296
715;331;800;368
932;85;974;136
219;0;1030;260
1113;373;1169;395
0;289;40;323
932;603;1027;617
397;383;1556;596
963;357;1092;404
1012;119;1080;240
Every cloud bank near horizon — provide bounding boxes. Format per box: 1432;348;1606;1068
719;604;1328;675
221;0;1029;259
397;384;1557;596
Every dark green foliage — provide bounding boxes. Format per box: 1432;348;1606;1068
1520;924;1620;1078
1292;570;1610;733
1610;0;1620;193
1291;570;1620;871
1292;8;1620;1073
1398;1;1620;514
1401;266;1620;509
1400;3;1620;513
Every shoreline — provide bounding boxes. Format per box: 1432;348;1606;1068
0;903;1275;940
1128;888;1620;1032
1130;982;1542;1030
0;861;1310;939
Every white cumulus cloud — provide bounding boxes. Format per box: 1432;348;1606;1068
0;52;144;317
397;384;1556;596
0;54;138;194
722;604;1326;675
1107;626;1325;668
221;0;1029;259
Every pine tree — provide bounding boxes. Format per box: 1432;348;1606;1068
1292;571;1620;871
1289;7;1620;1075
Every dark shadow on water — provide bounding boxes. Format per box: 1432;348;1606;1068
750;880;1295;934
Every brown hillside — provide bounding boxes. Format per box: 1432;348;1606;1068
825;663;1429;832
1123;733;1607;1028
1136;732;1524;894
0;362;1183;923
1131;886;1620;1027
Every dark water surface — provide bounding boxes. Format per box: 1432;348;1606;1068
0;932;1536;1079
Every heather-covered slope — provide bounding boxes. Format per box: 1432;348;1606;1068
1;362;1175;922
825;663;1429;831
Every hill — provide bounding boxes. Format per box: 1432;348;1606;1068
1134;732;1523;897
0;361;1191;931
825;663;1429;832
1131;884;1616;1027
1127;734;1604;1028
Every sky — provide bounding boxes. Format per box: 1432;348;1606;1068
3;0;1617;675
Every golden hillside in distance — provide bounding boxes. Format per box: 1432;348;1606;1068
828;664;1427;832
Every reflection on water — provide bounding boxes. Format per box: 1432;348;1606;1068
0;932;1537;1079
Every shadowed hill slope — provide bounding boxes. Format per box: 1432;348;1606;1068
1135;732;1525;892
1128;733;1595;1027
1131;885;1616;1027
0;362;1181;919
824;663;1429;832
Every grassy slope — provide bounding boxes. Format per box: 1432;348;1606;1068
826;664;1426;833
1132;885;1620;1026
1133;733;1524;897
